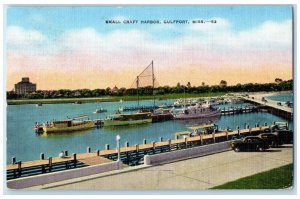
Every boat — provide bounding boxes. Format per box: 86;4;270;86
103;112;152;127
42;116;95;133
93;108;107;114
36;103;42;107
172;101;221;120
174;123;220;138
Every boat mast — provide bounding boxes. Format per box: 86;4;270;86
137;76;139;107
152;60;155;109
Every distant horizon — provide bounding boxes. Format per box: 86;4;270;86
6;6;293;91
7;77;293;92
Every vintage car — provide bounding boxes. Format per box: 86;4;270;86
273;130;293;145
231;136;270;152
257;133;279;147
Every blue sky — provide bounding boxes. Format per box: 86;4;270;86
6;6;293;90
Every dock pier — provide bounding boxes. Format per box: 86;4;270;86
7;123;289;180
242;96;293;120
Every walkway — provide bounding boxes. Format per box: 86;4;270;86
30;144;293;190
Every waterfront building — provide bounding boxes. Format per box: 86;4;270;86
14;77;36;95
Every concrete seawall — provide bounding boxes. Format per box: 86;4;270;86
144;141;231;165
7;160;122;189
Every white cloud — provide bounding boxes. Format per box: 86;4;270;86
6;26;47;47
6;19;292;70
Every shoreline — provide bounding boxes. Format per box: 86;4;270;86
6;91;292;105
6;92;226;105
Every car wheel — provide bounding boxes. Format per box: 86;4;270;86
258;146;264;152
234;147;240;152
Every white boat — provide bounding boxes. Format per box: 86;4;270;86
172;101;221;120
93;108;107;114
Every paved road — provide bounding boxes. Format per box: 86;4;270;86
31;144;293;190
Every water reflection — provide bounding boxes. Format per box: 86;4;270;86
174;116;221;127
35;129;93;138
103;123;152;133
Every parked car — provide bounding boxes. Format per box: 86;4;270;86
231;136;270;152
257;133;279;147
273;130;293;145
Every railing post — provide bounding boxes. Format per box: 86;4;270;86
226;131;228;141
125;141;129;147
185;137;188;148
135;144;139;152
73;153;77;167
105;144;110;150
97;150;100;156
40;153;45;160
87;147;91;153
168;139;171;150
64;151;68;156
213;129;216;143
48;157;52;172
17;161;22;177
12;157;16;164
143;139;147;144
160;137;163;142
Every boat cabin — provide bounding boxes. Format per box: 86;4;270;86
188;123;219;135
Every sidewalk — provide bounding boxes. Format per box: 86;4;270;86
29;144;293;190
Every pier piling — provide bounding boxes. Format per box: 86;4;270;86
160;137;163;142
105;144;110;150
125;141;129;147
97;150;100;156
64;151;68;156
40;153;44;160
143;139;147;144
12;157;16;164
87;147;91;153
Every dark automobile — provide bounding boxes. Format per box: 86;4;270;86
273;130;293;145
231;136;270;152
258;133;279;147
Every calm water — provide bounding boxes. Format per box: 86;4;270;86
6;99;293;164
267;92;293;102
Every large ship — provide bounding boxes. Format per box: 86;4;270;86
172;101;221;120
42;116;95;133
103;112;152;127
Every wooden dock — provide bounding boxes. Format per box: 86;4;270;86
242;96;293;120
8;123;286;180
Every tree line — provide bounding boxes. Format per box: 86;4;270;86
7;80;293;100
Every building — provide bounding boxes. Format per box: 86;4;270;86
15;77;36;95
111;85;119;94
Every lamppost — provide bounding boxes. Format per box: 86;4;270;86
116;135;121;161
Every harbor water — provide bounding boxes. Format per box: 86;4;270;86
267;92;293;102
6;98;293;164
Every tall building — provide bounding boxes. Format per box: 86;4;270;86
15;77;36;95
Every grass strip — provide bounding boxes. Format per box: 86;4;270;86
211;164;293;189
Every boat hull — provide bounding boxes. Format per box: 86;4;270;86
173;111;221;120
43;121;95;133
103;119;152;127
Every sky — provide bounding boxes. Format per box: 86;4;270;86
5;6;293;90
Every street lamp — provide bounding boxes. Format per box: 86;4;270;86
116;135;121;161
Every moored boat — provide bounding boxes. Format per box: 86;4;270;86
103;112;152;127
93;108;107;114
42;116;94;133
172;101;221;120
